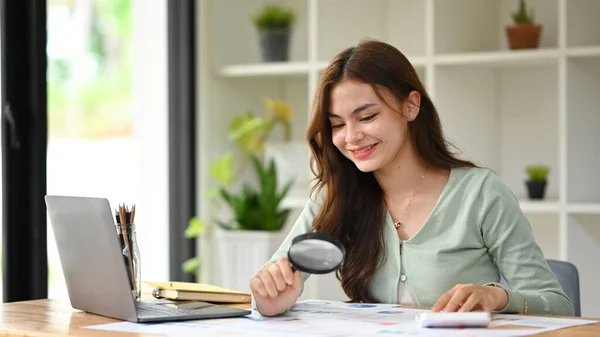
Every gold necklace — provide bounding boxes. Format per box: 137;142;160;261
393;166;428;229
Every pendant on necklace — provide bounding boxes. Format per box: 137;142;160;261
394;221;401;229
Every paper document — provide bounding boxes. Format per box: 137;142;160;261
86;299;597;337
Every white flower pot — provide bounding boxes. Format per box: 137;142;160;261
214;226;283;293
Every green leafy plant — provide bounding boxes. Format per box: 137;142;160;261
218;155;293;231
182;217;207;275
182;98;295;277
228;98;293;155
526;164;549;181
251;4;296;30
511;0;535;25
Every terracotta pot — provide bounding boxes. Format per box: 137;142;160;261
506;24;542;49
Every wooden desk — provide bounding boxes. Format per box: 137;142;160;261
0;299;598;337
0;299;250;337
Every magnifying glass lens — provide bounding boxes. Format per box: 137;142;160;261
287;233;345;274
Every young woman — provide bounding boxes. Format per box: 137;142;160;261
249;40;574;317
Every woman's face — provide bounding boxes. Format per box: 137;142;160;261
328;80;420;173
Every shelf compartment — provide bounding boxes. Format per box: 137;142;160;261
566;214;600;318
525;213;561;260
566;57;600;204
567;203;600;215
434;63;560;201
519;199;561;214
434;0;558;55
217;62;312;78
316;0;426;62
203;77;309;179
434;49;560;68
566;0;600;48
566;46;600;59
209;0;308;68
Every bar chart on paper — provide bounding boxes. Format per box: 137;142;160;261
86;299;597;337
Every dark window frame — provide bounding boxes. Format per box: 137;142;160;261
1;0;49;302
167;0;197;282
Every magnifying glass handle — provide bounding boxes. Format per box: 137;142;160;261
291;265;297;273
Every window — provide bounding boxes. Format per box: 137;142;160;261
46;0;169;298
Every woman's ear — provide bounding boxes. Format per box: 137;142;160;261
403;91;421;121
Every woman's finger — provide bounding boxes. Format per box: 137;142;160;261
257;270;278;298
443;288;469;312
431;290;453;312
458;292;482;312
267;263;287;291
250;276;267;297
291;267;303;292
276;257;295;285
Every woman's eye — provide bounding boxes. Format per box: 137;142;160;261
360;113;377;122
332;123;344;129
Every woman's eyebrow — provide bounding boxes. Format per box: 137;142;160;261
328;103;376;118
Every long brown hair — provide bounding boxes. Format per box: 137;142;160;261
306;40;476;303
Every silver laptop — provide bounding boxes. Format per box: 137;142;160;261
45;195;251;323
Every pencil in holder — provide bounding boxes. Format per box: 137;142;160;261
115;204;141;301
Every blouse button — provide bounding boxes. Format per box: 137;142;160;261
400;274;407;282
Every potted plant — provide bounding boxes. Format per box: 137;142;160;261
525;164;550;200
251;3;296;62
506;0;542;50
182;98;295;290
217;156;293;232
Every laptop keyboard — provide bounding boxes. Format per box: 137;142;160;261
135;301;206;318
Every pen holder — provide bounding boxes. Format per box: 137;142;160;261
116;223;141;301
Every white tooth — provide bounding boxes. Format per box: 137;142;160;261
356;145;373;153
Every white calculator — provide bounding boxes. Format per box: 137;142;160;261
417;311;491;328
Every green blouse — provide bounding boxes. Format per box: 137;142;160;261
264;167;574;316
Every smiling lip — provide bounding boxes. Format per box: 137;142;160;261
349;143;378;159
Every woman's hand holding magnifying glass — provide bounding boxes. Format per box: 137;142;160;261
250;232;345;316
250;257;303;317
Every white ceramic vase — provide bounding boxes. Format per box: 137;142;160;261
214;226;284;293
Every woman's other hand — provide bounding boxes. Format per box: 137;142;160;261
250;257;303;316
431;283;508;312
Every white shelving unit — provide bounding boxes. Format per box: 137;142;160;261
196;0;600;317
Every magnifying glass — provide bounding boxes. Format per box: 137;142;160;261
287;232;345;274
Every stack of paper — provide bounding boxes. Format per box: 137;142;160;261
87;299;598;337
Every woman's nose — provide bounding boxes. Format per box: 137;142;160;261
345;124;364;144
